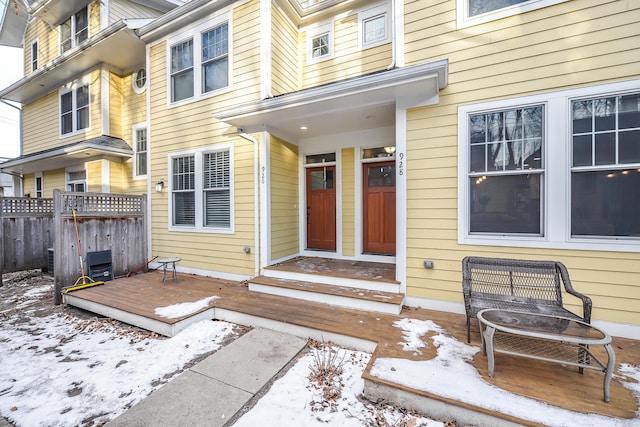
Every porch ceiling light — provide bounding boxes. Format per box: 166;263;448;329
300;125;308;130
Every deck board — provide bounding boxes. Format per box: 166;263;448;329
64;271;639;422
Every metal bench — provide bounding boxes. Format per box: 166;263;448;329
462;256;592;343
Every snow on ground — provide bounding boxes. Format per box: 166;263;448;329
371;318;640;427
0;275;239;427
234;344;447;427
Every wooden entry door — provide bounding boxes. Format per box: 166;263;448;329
363;161;396;255
306;166;336;251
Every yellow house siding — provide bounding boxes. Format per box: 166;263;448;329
271;5;299;95
22;92;59;155
89;1;101;34
301;14;392;89
86;160;103;193
402;0;640;326
341;148;355;257
147;2;262;276
270;136;299;260
23;175;35;197
43;169;67;196
109;73;124;139
23;19;54;75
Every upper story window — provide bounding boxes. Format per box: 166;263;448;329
60;6;89;54
168;14;231;105
133;124;148;177
570;93;640;238
459;79;640;253
457;0;569;28
60;82;90;136
359;2;391;50
306;22;333;64
31;40;38;71
169;145;234;232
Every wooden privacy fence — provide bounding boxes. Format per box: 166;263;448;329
0;197;55;283
53;190;148;304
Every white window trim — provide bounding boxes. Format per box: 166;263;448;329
458;78;640;253
65;165;87;192
457;0;569;29
166;11;232;108
59;6;89;55
168;144;235;234
132;68;147;94
132;122;148;179
305;22;334;64
358;2;391;50
30;39;38;72
59;77;91;139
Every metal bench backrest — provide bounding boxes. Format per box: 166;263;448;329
463;256;563;308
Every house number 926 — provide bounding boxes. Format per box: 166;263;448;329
261;166;266;184
398;152;405;176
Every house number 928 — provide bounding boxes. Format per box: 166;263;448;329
398;152;405;176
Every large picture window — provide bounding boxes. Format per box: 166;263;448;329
571;93;640;238
60;6;88;54
468;106;544;235
457;0;568;28
168;15;231;104
459;80;640;253
60;83;90;136
170;146;233;232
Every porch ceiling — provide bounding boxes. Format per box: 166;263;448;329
213;59;448;142
0;136;133;175
0;20;149;104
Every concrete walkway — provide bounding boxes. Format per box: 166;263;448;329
107;328;308;427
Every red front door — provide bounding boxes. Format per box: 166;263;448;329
363;161;396;255
306;166;336;251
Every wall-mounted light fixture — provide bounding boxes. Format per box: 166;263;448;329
384;146;396;155
155;181;165;193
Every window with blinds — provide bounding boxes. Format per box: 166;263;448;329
203;151;230;228
169;147;233;232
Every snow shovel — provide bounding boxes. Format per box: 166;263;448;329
65;210;105;293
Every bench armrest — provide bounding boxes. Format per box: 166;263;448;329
556;262;592;323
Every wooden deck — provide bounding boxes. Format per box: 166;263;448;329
62;270;640;426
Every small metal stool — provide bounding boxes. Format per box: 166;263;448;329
157;258;180;284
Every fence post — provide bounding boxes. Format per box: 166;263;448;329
0;197;4;287
53;189;62;304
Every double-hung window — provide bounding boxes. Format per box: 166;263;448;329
60;83;90;136
133;124;148;177
60;6;88;54
170;146;233;232
67;169;87;192
468;106;544;235
306;22;333;63
571;93;640;238
168;15;231;104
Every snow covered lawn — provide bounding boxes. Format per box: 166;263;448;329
0;272;241;426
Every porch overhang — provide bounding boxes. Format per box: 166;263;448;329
0;136;133;175
213;59;448;141
0;20;150;104
0;0;29;47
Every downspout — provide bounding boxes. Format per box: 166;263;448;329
386;0;396;70
237;128;260;276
